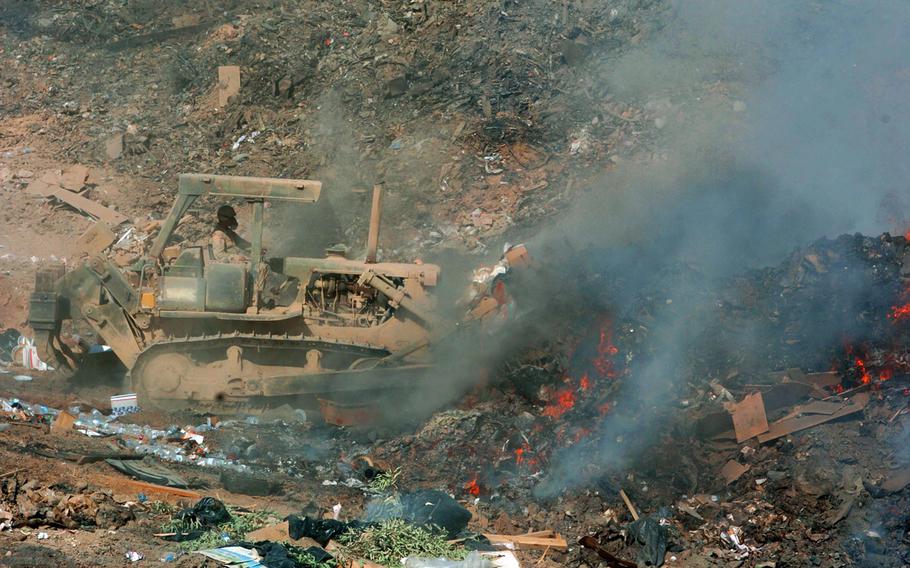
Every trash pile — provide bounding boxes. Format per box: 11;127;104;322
0;0;670;255
159;491;526;568
0;476;133;530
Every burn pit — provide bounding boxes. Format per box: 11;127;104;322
357;230;910;566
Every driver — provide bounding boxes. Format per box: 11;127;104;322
211;204;250;262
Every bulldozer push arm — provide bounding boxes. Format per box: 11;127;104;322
30;256;144;369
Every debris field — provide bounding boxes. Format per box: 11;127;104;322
1;2;910;568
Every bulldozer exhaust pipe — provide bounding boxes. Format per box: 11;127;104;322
365;184;383;263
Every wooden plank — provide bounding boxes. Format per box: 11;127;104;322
483;533;568;552
780;399;847;421
217;65;241;107
619;489;639;521
758;392;870;443
47;186;129;226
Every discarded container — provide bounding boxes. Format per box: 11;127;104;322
111;393;140;417
12;336;51;371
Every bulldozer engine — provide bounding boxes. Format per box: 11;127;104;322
29;174;443;411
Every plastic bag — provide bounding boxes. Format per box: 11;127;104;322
403;551;493;568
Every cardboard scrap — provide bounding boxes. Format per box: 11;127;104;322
59;165;90;192
217;65;241;107
75;222;117;255
50;411;76;434
728;392;769;443
720;460;750;485
757;392;870;444
105;132;124;160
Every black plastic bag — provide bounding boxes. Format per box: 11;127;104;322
287;515;360;546
627;516;668;567
398;490;472;539
176;497;231;528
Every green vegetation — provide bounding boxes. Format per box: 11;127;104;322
367;467;402;494
337;519;466;567
159;506;278;551
289;548;336;568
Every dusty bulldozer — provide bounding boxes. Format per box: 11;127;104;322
28;174;529;413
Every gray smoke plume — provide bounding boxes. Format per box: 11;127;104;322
531;0;910;496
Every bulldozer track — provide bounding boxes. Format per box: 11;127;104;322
128;332;394;412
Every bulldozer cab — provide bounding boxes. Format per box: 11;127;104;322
146;174;321;314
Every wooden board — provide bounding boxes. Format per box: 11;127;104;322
483;532;568;551
758;392;870;443
47;186;128;226
217;65;241;107
729;392;769;443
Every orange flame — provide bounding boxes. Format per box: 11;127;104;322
855;357;872;384
543;388;576;418
579;373;591;391
464;478;480;496
890;303;910;322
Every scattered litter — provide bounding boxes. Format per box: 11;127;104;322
13;375;32;382
37;532;49;540
110;393;140;417
125;551;143;562
720;460;750;485
197;545;259;565
11;336;52;371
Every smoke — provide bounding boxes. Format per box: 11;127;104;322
529;0;910;496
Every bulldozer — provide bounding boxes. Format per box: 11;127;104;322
27;174;460;412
